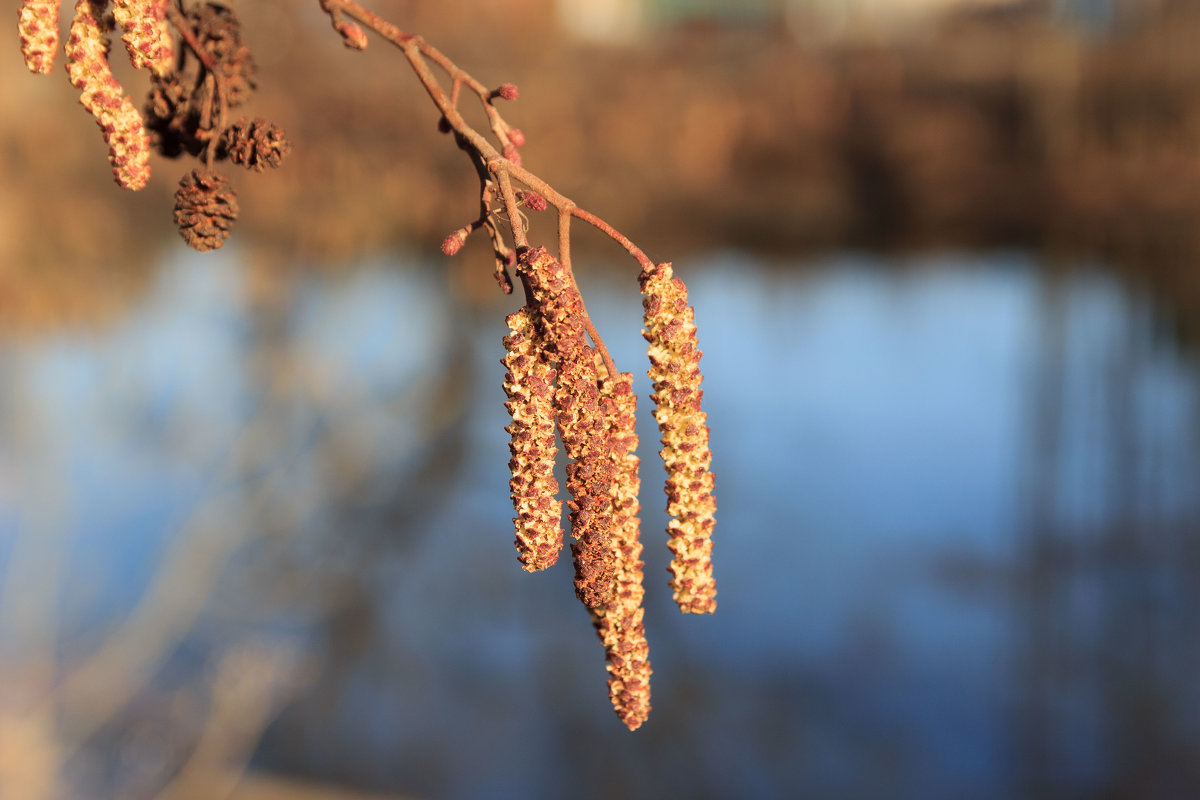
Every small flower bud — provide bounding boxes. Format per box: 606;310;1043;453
336;19;368;50
517;190;548;212
441;229;467;255
507;127;526;147
503;145;522;167
495;83;519;101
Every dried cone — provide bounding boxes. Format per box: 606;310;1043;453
18;0;60;74
590;370;652;730
173;168;238;251
64;0;152;190
518;247;615;610
144;73;194;157
112;0;173;77
641;262;716;614
188;2;256;107
502;307;564;572
220;117;292;172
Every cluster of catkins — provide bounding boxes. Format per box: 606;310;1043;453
16;0;290;251
21;0;717;732
502;247;716;730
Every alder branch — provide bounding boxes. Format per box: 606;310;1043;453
15;0;715;734
318;0;655;373
165;4;216;72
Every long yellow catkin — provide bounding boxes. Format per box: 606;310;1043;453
518;246;615;610
111;0;173;77
18;0;60;74
65;0;152;190
590;370;652;730
502;307;564;572
641;262;717;614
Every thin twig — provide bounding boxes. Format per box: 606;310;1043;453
166;5;218;72
318;0;654;273
496;170;528;251
319;0;642;381
556;207;618;377
570;206;654;272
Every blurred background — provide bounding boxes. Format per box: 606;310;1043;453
3;0;1200;797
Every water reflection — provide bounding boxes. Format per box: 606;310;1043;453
1;251;1198;799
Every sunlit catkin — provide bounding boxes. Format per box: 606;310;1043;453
18;0;59;74
65;0;151;190
518;247;615;610
112;0;173;77
502;306;564;572
590;370;652;730
641;262;716;614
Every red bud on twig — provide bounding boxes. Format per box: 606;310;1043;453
518;190;547;211
442;229;468;255
336;19;368;49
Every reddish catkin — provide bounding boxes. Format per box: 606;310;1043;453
641;262;717;614
65;0;151;190
501;307;564;572
518;247;615;610
111;0;173;77
18;0;60;74
590;370;652;730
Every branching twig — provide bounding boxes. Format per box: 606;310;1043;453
318;0;657;372
166;4;217;73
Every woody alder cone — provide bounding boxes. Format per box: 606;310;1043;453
188;1;256;107
174;168;239;252
221;117;292;172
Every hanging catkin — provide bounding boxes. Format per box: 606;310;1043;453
518;247;615;611
65;0;152;190
641;262;717;614
590;370;652;730
502;306;564;572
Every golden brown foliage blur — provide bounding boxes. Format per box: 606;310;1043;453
7;0;1200;333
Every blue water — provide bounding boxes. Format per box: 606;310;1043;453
1;249;1198;799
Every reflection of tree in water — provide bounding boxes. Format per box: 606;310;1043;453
0;261;472;798
1016;268;1200;799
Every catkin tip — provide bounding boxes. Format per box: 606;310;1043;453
66;0;152;190
112;0;174;77
590;371;652;727
18;0;60;74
